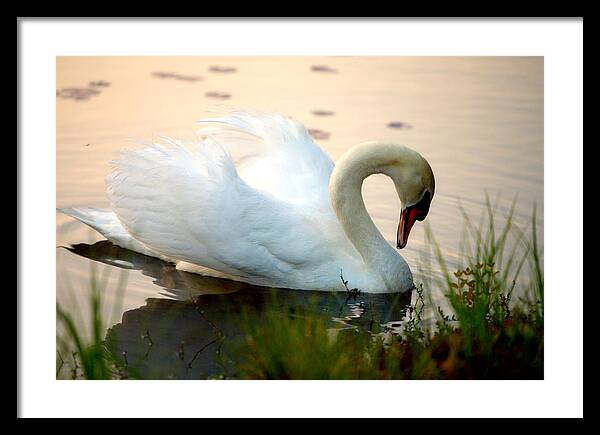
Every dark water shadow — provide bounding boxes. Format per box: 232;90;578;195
205;91;232;100
307;128;330;140
89;80;111;88
312;110;335;116
65;241;412;379
386;121;413;130
56;87;101;101
310;65;338;73
151;71;203;82
208;65;237;73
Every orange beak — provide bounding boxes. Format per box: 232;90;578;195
396;191;432;249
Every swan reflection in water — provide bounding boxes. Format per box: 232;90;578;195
65;241;413;379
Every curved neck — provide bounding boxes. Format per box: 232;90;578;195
329;142;412;290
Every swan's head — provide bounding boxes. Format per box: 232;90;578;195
379;144;435;249
330;141;435;250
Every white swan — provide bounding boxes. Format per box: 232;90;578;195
60;111;435;293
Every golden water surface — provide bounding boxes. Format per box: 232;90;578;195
56;57;543;378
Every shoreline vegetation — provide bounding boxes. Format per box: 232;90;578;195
57;198;543;380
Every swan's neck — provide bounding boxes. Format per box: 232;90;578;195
329;142;413;292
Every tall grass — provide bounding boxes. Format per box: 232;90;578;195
56;261;129;380
232;297;375;379
421;197;544;368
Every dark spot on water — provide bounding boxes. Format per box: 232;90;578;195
89;80;111;88
312;110;335;116
152;71;175;79
208;65;237;73
151;71;203;82
56;87;101;101
307;128;330;140
205;91;231;100
311;65;338;73
387;121;413;130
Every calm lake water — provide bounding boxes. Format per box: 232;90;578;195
56;56;543;379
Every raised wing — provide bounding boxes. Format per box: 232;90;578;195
196;110;335;211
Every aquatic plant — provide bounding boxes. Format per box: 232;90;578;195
56;260;130;380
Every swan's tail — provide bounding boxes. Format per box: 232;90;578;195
58;207;165;259
58;207;119;237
